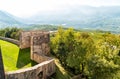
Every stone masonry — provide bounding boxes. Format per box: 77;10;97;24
5;59;55;79
20;31;49;49
20;31;50;63
31;34;50;63
19;31;31;49
5;30;55;79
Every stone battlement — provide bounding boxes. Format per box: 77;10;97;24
5;59;55;79
5;30;55;79
19;31;49;49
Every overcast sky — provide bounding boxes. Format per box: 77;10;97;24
0;0;120;18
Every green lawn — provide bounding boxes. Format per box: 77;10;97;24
0;40;37;72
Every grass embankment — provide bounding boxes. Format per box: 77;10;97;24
0;40;37;71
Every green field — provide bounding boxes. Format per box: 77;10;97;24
0;40;37;71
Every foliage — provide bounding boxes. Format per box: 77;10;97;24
50;27;120;79
87;44;120;79
51;28;95;75
0;27;22;40
23;25;59;31
51;27;75;66
66;32;95;74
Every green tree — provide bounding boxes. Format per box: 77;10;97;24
51;28;120;79
0;27;22;40
66;32;95;75
51;27;75;66
87;33;120;79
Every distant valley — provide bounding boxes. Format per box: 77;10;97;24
1;6;120;33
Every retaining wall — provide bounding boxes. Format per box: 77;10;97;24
0;31;56;79
0;36;19;46
31;53;52;63
5;59;55;79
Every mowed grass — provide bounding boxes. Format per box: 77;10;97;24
0;40;37;71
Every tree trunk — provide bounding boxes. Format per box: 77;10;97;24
81;63;84;73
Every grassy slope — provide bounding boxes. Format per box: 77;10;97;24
0;40;37;71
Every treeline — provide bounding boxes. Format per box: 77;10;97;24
0;27;22;40
23;24;59;31
50;27;120;79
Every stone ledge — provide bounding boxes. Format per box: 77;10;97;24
0;36;19;46
5;59;55;79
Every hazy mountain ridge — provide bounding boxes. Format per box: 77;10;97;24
0;10;25;28
1;6;120;33
26;6;120;33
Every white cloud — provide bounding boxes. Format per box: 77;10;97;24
0;0;120;17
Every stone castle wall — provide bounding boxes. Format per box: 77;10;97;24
5;59;55;79
19;31;31;49
5;30;55;79
0;36;19;46
19;31;49;49
31;34;50;63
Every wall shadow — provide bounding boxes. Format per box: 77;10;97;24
16;48;31;68
31;60;38;66
16;48;38;68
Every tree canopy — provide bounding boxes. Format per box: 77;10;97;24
50;27;120;79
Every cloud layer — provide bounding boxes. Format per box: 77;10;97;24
0;0;120;17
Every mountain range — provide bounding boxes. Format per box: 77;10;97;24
1;6;120;33
0;11;25;28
